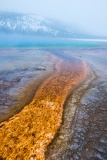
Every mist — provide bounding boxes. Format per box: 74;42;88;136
0;0;107;36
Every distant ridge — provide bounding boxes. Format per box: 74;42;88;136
0;12;90;38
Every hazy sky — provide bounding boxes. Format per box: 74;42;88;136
0;0;107;36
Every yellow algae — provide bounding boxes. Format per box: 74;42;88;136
0;56;89;160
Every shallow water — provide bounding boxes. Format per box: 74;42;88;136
46;48;107;160
1;34;107;48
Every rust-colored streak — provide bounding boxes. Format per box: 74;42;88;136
0;56;89;160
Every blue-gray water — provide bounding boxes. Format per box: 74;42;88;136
0;34;107;48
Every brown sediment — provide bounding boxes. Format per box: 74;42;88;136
0;55;89;160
